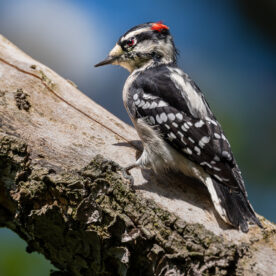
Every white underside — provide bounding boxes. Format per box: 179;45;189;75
133;118;230;225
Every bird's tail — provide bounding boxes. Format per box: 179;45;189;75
207;177;262;232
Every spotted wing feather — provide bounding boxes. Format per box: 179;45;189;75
128;65;246;194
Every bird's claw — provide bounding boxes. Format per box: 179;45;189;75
124;164;138;174
116;163;138;190
121;168;135;189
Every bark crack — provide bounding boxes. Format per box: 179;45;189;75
0;57;137;149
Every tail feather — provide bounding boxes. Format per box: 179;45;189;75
209;178;262;232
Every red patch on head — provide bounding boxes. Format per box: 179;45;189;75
151;21;169;32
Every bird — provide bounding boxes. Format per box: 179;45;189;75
95;22;262;232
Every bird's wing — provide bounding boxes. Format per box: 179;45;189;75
128;65;246;194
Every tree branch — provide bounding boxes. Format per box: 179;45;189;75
0;34;275;275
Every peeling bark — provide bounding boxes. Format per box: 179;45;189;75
0;35;275;275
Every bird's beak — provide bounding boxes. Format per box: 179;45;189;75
94;44;123;67
94;56;118;67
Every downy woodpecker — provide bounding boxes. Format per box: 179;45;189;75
95;22;262;232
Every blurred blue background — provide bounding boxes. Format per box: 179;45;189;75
0;0;275;275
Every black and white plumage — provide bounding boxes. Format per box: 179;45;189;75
95;22;262;232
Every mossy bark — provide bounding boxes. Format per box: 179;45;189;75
0;35;275;275
0;134;253;275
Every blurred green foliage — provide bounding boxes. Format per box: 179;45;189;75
0;228;53;276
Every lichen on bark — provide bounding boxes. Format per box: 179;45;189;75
0;132;252;275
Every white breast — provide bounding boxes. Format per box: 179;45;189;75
122;73;136;113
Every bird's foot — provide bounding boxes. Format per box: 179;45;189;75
125;163;138;174
117;163;138;190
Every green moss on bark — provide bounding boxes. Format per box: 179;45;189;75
0;133;252;275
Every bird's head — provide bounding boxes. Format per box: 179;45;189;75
95;22;177;72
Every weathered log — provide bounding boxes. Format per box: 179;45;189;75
0;34;275;276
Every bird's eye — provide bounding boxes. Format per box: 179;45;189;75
127;38;135;47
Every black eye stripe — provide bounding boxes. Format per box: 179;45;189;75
120;39;135;50
127;39;134;46
120;31;167;47
135;31;154;42
119;30;169;52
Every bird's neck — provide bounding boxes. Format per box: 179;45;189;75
131;56;174;73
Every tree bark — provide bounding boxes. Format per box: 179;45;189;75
0;34;275;276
